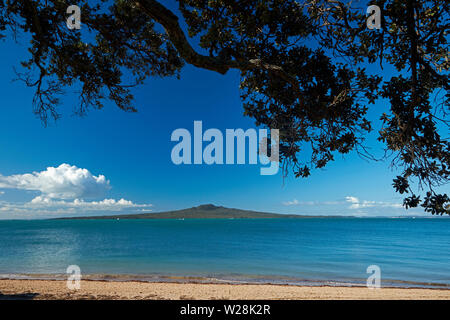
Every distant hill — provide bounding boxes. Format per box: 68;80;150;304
54;204;332;220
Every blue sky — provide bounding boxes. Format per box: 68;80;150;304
0;2;444;219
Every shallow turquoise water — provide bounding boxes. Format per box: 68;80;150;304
0;218;448;288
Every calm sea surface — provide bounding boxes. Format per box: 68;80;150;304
0;218;448;288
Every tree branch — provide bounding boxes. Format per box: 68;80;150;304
134;0;302;96
135;0;231;74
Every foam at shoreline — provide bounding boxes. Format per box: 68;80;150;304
1;273;448;290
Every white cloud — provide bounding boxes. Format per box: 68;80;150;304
282;199;339;206
280;196;412;216
283;196;405;211
0;164;153;218
0;197;152;217
29;196;152;210
345;196;359;204
345;196;403;210
282;199;300;206
0;164;110;199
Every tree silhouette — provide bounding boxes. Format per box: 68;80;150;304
0;0;448;214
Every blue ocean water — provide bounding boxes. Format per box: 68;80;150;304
0;218;448;288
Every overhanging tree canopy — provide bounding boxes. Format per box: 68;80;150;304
0;0;448;214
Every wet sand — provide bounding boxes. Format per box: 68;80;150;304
0;279;449;300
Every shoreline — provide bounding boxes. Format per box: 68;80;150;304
0;278;449;300
1;273;449;290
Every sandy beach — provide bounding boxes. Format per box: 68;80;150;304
0;279;448;300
